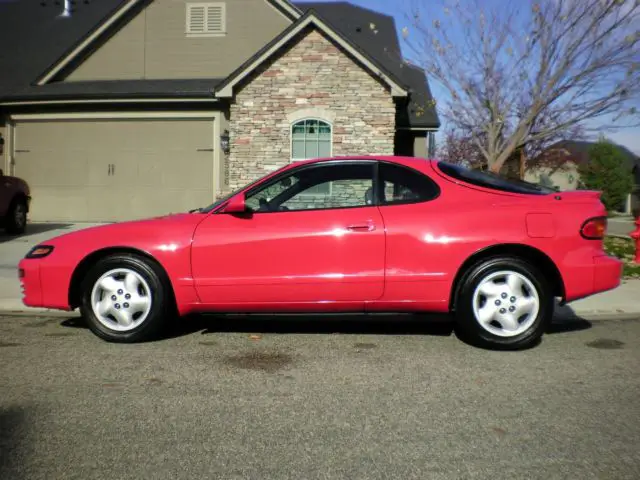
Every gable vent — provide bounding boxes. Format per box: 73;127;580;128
186;3;226;36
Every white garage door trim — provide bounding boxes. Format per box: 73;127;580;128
2;119;15;176
9;110;223;201
10;111;222;120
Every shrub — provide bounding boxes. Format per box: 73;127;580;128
577;140;634;212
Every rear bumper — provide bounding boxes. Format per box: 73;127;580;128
592;254;623;293
562;253;623;303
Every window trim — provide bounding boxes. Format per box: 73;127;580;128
242;159;378;214
214;159;442;215
186;2;227;37
290;117;334;196
376;160;441;206
289;117;333;162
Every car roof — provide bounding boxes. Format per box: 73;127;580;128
290;155;438;168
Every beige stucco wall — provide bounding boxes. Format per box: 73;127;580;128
227;28;396;190
66;0;291;81
67;12;146;81
414;135;427;158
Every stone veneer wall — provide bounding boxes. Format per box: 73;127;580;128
226;28;396;191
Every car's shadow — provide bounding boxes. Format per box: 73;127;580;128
60;309;592;344
0;223;74;243
61;314;457;339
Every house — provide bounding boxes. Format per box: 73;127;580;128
0;0;439;222
525;140;640;213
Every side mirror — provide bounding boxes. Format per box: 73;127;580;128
222;193;247;213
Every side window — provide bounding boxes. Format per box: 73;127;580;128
245;175;300;212
379;162;440;205
246;162;375;212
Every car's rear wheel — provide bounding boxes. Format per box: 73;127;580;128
5;197;27;234
453;256;553;350
79;254;171;343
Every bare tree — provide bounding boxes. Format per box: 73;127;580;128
437;129;486;169
404;0;639;173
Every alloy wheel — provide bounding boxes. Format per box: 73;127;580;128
90;268;153;332
471;270;540;337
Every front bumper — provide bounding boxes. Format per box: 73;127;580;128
18;259;42;307
18;257;75;311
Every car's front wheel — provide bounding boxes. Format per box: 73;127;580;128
453;256;553;350
79;254;172;343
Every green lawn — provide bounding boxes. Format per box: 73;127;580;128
604;236;640;278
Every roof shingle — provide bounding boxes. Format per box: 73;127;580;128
0;0;128;98
3;79;223;102
0;0;439;128
294;2;439;128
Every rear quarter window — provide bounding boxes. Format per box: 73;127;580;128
436;161;555;195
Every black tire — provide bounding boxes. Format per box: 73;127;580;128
453;256;554;350
79;253;172;343
5;197;27;234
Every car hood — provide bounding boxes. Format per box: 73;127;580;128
40;213;207;251
2;175;30;194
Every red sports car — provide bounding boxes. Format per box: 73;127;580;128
18;156;622;349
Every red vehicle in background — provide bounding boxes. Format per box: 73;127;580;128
18;156;622;349
0;168;30;234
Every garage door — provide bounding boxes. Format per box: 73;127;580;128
13;118;215;222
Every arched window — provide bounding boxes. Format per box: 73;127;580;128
291;119;332;161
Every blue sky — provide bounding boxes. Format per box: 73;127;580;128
315;0;640;155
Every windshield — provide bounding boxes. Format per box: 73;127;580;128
436;161;556;195
195;185;246;214
196;165;290;213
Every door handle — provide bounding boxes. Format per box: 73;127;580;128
347;222;376;232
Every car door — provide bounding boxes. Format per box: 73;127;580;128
372;161;446;311
191;160;385;308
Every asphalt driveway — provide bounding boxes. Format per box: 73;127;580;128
0;313;639;479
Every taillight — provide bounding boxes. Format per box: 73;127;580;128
580;216;607;239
